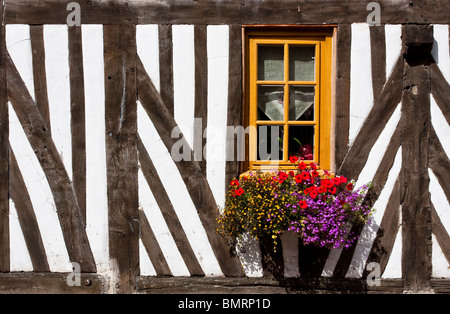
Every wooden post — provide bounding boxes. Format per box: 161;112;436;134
104;24;139;293
400;24;433;292
0;0;10;272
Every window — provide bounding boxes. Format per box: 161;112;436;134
244;28;333;171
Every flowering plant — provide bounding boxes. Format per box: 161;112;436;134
217;158;372;251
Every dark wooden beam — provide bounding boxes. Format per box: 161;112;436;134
194;25;208;175
138;209;172;277
400;24;433;292
30;25;51;135
225;24;243;183
103;24;139;293
68;25;87;222
0;0;9;272
334;24;351;170
10;148;50;272
158;24;174;117
4;0;449;25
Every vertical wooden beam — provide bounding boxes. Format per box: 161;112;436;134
30;25;51;134
158;24;174;117
0;0;9;272
68;26;87;221
334;24;351;170
104;24;139;293
225;24;243;185
369;25;386;97
194;25;207;174
400;24;433;292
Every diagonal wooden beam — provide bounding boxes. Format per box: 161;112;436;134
431;202;450;265
10;147;50;272
338;55;403;180
138;209;172;277
138;135;204;276
6;52;96;273
136;54;244;277
430;62;450;126
366;177;401;276
429;127;450;203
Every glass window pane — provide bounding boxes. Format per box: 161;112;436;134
289;46;315;81
289;86;315;121
257;125;283;161
258;45;284;81
257;85;284;121
288;126;314;160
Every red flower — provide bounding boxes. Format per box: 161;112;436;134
289;156;299;164
310;163;317;171
311;170;319;178
309;190;318;199
278;171;288;181
298;161;307;170
288;171;295;177
299;200;308;209
321;179;334;189
346;183;354;191
230;180;239;187
317;186;326;193
294;174;302;184
329;186;337;194
301;171;310;181
235;188;244;196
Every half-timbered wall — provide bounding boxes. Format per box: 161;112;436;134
1;0;450;294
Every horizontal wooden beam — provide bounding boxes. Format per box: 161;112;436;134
136;276;405;294
0;273;107;294
4;0;450;25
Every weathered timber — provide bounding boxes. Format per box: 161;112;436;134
6;53;96;273
137;135;204;276
334;24;351;170
225;24;244;185
366;177;401;276
431;203;450;265
0;273;107;294
136;55;244;277
138;210;172;277
136;276;404;294
400;24;433;292
158;24;174;117
10;148;50;272
68;25;87;221
370;25;386;98
429;127;450;204
194;25;208;175
0;0;9;272
338;55;403;180
30;25;51;135
103;24;139;293
4;0;449;25
430;62;450;126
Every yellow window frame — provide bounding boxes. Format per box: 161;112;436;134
244;28;333;171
